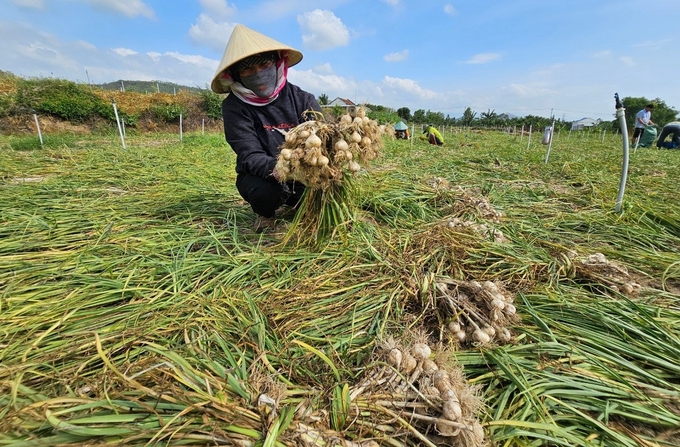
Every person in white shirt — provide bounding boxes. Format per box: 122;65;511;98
632;104;655;143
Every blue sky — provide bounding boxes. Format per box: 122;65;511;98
2;0;679;122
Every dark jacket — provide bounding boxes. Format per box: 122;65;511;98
221;82;321;178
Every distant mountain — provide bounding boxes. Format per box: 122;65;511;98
96;80;204;94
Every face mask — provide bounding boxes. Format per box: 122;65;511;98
240;63;277;98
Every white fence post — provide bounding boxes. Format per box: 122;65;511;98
111;98;126;149
32;112;44;148
526;124;532;150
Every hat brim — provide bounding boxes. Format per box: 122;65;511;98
210;24;303;94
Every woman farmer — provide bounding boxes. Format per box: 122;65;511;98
422;124;444;146
394;121;410;139
211;24;321;233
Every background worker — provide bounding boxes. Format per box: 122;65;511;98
632;104;655;144
423;124;444;146
211;24;321;233
394;121;410;139
656;121;680;149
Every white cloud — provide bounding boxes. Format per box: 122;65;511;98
112;48;138;57
189;1;237;51
289;67;355;97
444;4;458;16
465;53;500;64
198;0;237;18
313;63;334;75
164;52;217;70
11;0;46;9
188;14;236;51
384;49;409;62
592;50;611;58
0;19;218;87
79;0;155;19
633;39;671;49
75;40;96;51
619;56;634;66
382;76;437;100
502;83;554;98
298;9;350;51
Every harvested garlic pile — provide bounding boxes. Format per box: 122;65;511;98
371;337;485;444
434;278;518;346
275;107;383;189
447;217;508;243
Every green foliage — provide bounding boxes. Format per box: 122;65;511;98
318;93;329;105
329;104;344;118
198;88;223;119
97;79;200;94
461;107;477;126
6;134;81;151
511;114;553;129
150;102;188;122
479;109;498;126
396;107;411;121
14;78;110;122
0;93;13;118
8;136;42;151
364;103;401;124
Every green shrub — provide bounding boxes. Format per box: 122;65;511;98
93;101;138;127
150;103;187;122
0;93;13;117
15;79;109;122
198;89;223;119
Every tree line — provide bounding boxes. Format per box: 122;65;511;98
317;92;679;132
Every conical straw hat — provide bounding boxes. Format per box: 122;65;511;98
211;24;303;93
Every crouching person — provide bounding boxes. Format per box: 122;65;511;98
211;24;321;233
423;124;444;146
656;121;680;149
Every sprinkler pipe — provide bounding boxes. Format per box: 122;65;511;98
614;93;629;213
544;116;556;164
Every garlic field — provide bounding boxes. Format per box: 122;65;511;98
1;128;679;447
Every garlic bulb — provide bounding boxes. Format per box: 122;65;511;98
411;343;431;360
473;329;491;345
387;348;402;368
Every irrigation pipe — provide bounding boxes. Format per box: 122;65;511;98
544;117;556;164
111;98;126;149
614;93;629;213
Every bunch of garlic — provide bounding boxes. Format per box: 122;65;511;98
435;278;518;346
376;338;485;443
275;107;383;189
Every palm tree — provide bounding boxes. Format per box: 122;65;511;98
318;94;329;106
461;107;477;127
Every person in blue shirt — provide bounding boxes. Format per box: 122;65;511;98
211;25;321;233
